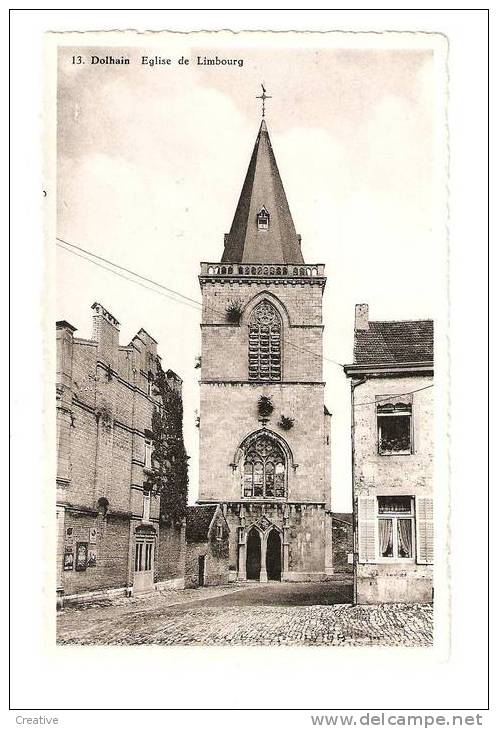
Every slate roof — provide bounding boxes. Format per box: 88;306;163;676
186;505;218;543
354;320;434;366
332;513;353;526
221;120;304;265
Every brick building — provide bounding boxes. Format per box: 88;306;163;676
56;303;186;606
344;304;434;603
185;505;230;588
197;119;333;582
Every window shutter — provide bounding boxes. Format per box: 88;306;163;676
358;497;376;563
416;497;434;565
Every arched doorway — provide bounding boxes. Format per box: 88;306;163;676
246;529;261;580
266;529;282;581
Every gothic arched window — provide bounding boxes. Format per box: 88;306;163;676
242;434;287;499
248;301;282;381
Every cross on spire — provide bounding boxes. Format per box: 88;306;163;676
256;83;272;118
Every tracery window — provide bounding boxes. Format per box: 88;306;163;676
242;434;286;498
248;301;282;381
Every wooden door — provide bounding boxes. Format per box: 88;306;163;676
133;537;155;594
198;555;206;587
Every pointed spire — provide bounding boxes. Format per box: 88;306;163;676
221;120;304;265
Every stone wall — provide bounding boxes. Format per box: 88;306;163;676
156;523;185;582
200;280;324;382
222;502;329;579
185;540;230;589
357;563;432;603
353;375;433;494
331;517;353;574
199;383;327;504
198;279;329;507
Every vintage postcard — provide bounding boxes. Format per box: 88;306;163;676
45;30;449;653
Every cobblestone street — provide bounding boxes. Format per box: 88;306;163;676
57;581;433;646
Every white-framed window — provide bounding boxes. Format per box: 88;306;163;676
377;496;414;560
144;438;153;471
377;399;413;455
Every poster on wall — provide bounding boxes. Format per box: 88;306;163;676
63;548;74;571
75;542;88;571
89;527;97;544
88;549;97;567
65;527;74;545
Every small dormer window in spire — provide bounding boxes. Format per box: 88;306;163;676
256;207;270;231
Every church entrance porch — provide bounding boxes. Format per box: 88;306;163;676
242;525;283;582
266;529;282;581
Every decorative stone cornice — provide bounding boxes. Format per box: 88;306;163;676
199;262;326;289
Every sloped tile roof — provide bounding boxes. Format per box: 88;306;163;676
354;320;434;365
186;505;217;543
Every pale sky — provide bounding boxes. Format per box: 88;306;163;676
56;34;438;511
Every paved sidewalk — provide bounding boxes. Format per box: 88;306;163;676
57;581;432;647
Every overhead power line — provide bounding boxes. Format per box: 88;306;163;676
56;237;346;369
353;383;434;408
56;236;434;406
57;243;203;313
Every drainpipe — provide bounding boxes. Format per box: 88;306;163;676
350;376;367;606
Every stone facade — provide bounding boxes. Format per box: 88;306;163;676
56;303;186;605
197;120;333;582
185;505;230;588
331;514;353;574
345;305;434;604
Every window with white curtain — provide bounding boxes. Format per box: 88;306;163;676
377;496;414;560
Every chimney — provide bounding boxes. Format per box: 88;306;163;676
355;303;369;331
91;302;120;365
56;320;77;389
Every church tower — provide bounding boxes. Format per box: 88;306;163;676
198;116;333;582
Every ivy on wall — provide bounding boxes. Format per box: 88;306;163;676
226;300;243;324
210;524;229;559
145;360;189;526
257;395;274;418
